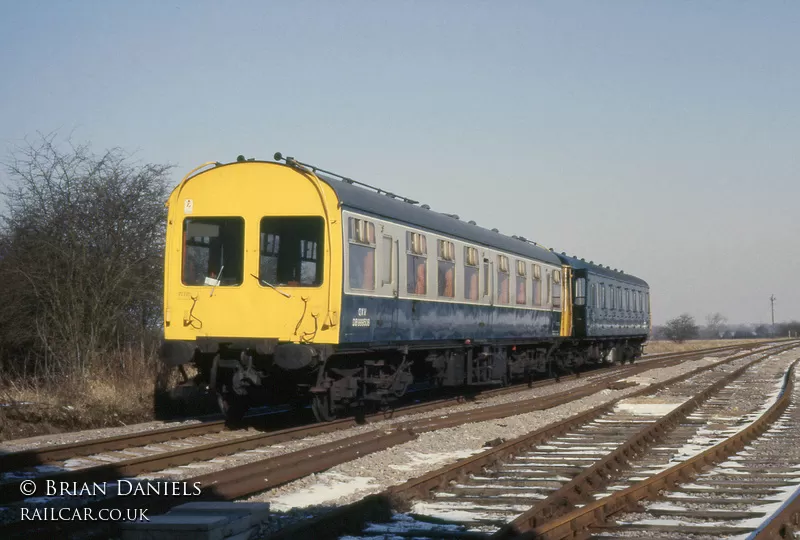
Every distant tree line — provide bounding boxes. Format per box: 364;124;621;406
0;133;173;381
652;312;800;343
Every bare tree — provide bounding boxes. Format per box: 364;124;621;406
0;133;173;380
664;313;699;343
705;312;728;339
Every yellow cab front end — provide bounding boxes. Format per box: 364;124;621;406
160;159;343;414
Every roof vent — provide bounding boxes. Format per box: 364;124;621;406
468;220;477;225
589;261;593;264
581;258;585;262
443;213;460;220
491;228;499;233
518;236;527;242
421;204;430;210
561;251;566;255
549;248;554;251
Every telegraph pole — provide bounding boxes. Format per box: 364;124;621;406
770;294;776;335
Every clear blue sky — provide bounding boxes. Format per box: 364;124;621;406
1;1;797;325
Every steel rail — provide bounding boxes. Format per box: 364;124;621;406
518;356;800;539
261;341;797;540
0;361;631;505
0;341;758;474
0;342;785;539
490;348;789;537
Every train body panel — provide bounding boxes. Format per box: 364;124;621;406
340;294;560;345
556;254;651;340
159;156;651;421
162;162;344;355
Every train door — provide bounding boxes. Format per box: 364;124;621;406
380;231;400;339
375;232;398;340
572;272;587;338
482;252;493;337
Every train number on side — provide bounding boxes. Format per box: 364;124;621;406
352;308;370;327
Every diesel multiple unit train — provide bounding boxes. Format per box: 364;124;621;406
160;154;651;421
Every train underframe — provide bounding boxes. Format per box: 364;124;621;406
172;337;645;423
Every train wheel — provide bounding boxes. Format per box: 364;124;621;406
217;389;247;427
311;392;336;422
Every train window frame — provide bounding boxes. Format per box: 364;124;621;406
464;246;479;301
574;277;586;306
259;216;326;288
381;235;393;286
515;260;527;305
531;264;542;306
483;257;490;298
347;217;376;291
406;231;428;295
496;254;510;304
552;269;561;308
609;284;615;310
182;216;245;287
437;239;456;298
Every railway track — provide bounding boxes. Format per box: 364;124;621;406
581;370;800;538
259;341;799;540
0;360;660;507
0;341;766;474
0;341;787;539
0;343;765;483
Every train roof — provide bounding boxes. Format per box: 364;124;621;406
555;253;649;287
310;171;562;266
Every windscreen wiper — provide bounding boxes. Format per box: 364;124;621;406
250;274;292;298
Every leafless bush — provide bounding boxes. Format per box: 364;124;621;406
0;133;173;383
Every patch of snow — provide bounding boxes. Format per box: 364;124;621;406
269;472;379;512
614;401;684;416
387;449;483;472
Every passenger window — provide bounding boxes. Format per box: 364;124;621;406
347;218;375;290
184;217;245;286
259;216;324;287
552;269;561;308
406;232;427;295
609;285;615;310
497;255;510;304
546;272;552;306
531;264;542;306
516;261;527;305
464;247;479;301
381;236;393;285
483;259;490;297
437;240;455;298
646;292;650;312
574;277;586;306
